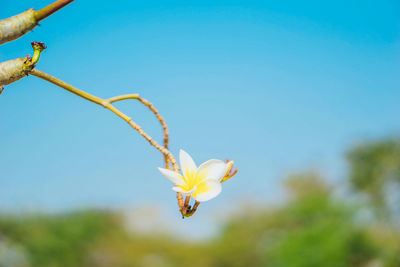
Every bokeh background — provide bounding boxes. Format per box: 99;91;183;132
0;0;399;266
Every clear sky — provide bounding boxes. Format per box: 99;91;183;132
0;0;399;235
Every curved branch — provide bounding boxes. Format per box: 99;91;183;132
1;41;190;216
30;69;188;215
109;94;171;169
108;94;140;103
29;68;179;172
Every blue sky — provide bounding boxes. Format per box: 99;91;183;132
0;0;399;228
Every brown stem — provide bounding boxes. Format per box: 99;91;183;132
177;192;184;212
34;0;75;22
191;201;200;213
184;196;191;206
185;201;200;217
180;196;192;216
183;196;191;214
136;97;170;169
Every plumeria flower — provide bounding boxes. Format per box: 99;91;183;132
158;150;228;202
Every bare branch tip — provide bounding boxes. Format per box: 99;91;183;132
31;41;47;51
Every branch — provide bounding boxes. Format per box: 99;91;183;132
30;69;188;215
34;0;75;22
1;40;190;216
28;68;179;173
109;94;171;169
0;0;74;45
0;39;187;215
0;42;46;88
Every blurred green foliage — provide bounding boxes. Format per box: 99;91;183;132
212;173;378;267
0;211;118;266
347;138;400;218
0;138;399;266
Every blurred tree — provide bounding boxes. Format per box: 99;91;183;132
211;172;377;267
347;138;400;266
0;210;118;266
347;138;400;219
1;139;400;266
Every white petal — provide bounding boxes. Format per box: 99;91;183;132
196;159;226;183
191;180;222;202
179;149;197;180
172;186;197;196
158;167;185;185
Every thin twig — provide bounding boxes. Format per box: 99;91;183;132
29;68;180;172
181;196;191;215
109;94;171;169
2;40;188;216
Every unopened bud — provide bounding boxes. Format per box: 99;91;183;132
221;160;238;183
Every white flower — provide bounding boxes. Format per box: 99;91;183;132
158;149;227;202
